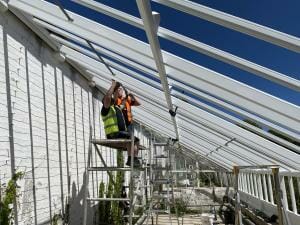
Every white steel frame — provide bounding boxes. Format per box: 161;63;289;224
4;0;300;174
8;0;300;135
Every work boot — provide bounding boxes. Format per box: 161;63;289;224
126;156;141;168
133;157;141;167
126;156;131;166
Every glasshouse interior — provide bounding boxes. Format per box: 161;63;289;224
0;0;299;225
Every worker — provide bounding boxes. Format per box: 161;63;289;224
113;82;141;133
101;79;141;167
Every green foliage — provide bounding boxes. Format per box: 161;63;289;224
0;171;24;225
106;178;114;224
111;151;124;225
52;214;62;225
97;151;125;225
171;198;187;217
98;182;106;224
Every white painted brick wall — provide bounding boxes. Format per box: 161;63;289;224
0;10;152;225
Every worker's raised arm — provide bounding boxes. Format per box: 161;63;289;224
103;79;117;108
128;93;141;106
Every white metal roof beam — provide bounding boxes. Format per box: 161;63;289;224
49;34;162;90
58;34;298;143
152;0;300;53
73;0;300;91
10;0;299;133
170;80;299;141
85;63;282;169
66;52;239;167
62;48;298;169
12;0;296;169
59;44;300;168
47;26;297;142
5;1;251;169
136;0;179;140
177;116;295;170
172;90;300;152
175;100;300;170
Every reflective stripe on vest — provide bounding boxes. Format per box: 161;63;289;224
115;96;132;123
102;106;119;135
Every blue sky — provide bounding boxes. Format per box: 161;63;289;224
48;0;300;106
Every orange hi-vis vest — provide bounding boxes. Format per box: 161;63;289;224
115;96;132;123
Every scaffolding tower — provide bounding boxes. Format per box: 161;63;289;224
145;142;179;225
83;132;148;225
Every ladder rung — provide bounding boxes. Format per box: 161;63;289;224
153;195;169;199
152;209;169;213
160;191;173;194
88;167;133;171
154;155;168;158
123;215;140;218
153;143;168;146
87;197;130;201
152;179;173;184
140;185;150;188
152;167;169;170
92;138;131;150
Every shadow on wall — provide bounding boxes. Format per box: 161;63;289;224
68;172;96;225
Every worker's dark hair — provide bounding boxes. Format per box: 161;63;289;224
114;81;122;92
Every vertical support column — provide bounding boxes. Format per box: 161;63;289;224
41;45;53;224
297;178;300;206
61;71;70;205
25;49;37;225
82;127;92;225
246;173;251;194
262;174;269;202
249;173;254;196
288;176;297;214
272;167;284;225
243;173;248;193
241;173;246;192
257;174;263;200
253;174;258;197
81;88;86;167
54;67;65;217
196;162;200;188
267;174;274;204
72;81;80;192
91;94;97;196
225;172;230;187
87;93;95;197
3;18;18;225
233;166;242;225
129;134;135;225
280;176;288;211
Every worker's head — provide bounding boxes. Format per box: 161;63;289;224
114;82;126;99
